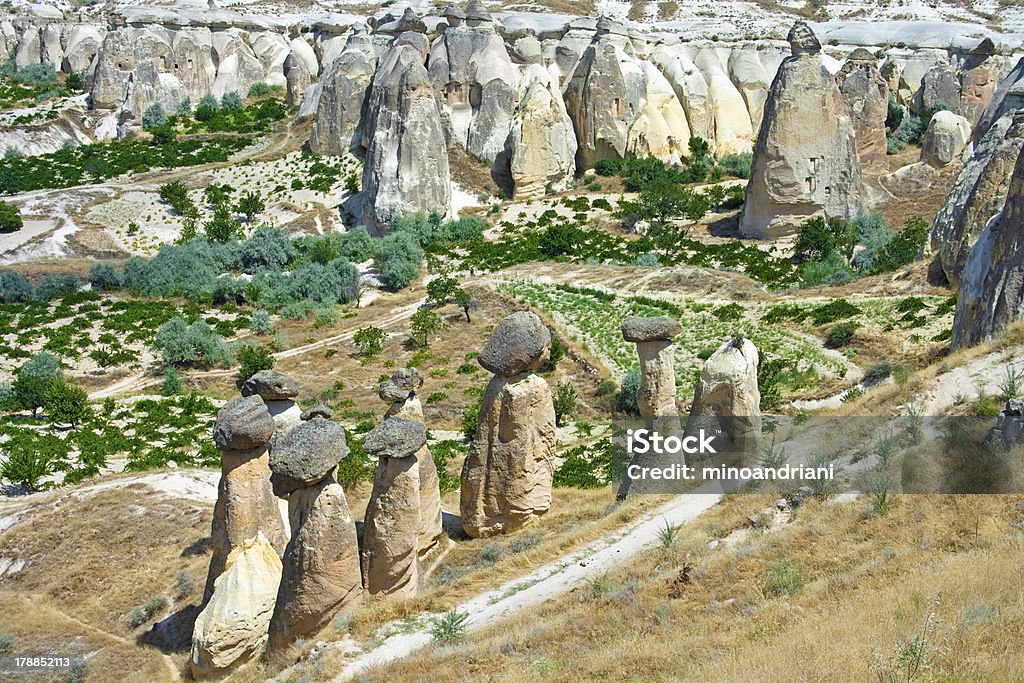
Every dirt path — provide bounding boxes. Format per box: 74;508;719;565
326;493;721;681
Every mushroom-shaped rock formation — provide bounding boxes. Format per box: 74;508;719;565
460;312;556;537
204;395;286;601
361;417;428;597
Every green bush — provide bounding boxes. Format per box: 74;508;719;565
44;377;90;426
153;317;231;367
88;263;123;291
64;71;84;91
239;225;295;272
461;399;481;441
553;381;578;426
0;270;32;302
717;152;753;179
142;103;167;129
762;560;808;597
162;366;182;396
236;343;274;379
194;94;218;121
825;322;857;349
354;325;386;357
376;231;423;290
249;309;272;334
793;216;856;264
0;443;53;491
799;251;854;288
864;360;894;385
616;366;642;414
409;308;444;347
235;190;265;222
247;82;278;97
220;91;243;111
0;200;21;233
14;63;56;87
128;596;168;628
13;352;61;417
203;204;240;243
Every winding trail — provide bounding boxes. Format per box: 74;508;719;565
328;492;720;681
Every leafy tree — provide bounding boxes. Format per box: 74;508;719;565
307;237;337;265
539;222;584;258
153;317;231;367
553;381;578;426
353;325;386;357
426;275;461;306
44;378;90;427
409;308;444;347
618;177;708;224
461;399;481;441
249;309;272;335
239;225;295;272
34;272;79;301
176;97;193;117
616;366;641;414
142;103;167;130
236;343;274;379
235;190;265;222
454;288;475;323
203;183;233;206
203;204;240;243
0;444;53;491
717;152;753;179
866;216;929;275
376;231;423;290
88;263;123;291
0;200;22;233
150;125;176;146
13;352;62;418
792;216;856;264
194;94;219;122
339;226;378;263
688;136;711;159
158;181;194;216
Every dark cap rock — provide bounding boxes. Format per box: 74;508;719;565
478;311;551;376
214;395;276;451
301;403;334;421
788;20;821;56
363;416;426;459
846;47;875;63
971;37;996;56
269;417;347;496
465;0;492;22
621;316;681;342
378;368;424;403
238;370;299;401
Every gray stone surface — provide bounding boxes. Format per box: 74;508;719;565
621;316;681;342
268;418;347;495
478;311;551;376
239;370;299;401
213;396;276;451
363;417;426;460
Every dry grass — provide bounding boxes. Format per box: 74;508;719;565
365;493;1024;682
0;485;213;681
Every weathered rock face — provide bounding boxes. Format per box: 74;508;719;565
63;24;105;74
951;145;1024;349
728;47;771;132
478;310;551;376
693;48;754;156
361;417;427;597
622;316;681;420
205;396;286;602
627;61;691;163
836;49;889;165
360;38;450;230
268;468;362;648
688;337;762;443
91;26;216;120
240;370;299;402
930;112;1024;288
959;38;1001;126
916;61;961;114
508;64;577;199
921;110;972;168
191;533;282;678
562;36;641;170
308;35;375;153
649;44;713;148
740;22;863;239
975;56;1024;145
461;312;555;538
285;58;310;107
379;369;444;556
269;417;348;497
428;10;518;167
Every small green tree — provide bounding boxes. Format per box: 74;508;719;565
553;381;578;426
44;378;90;427
426;275;460;306
194;94;219;122
203;204;240;243
461;399;481;441
13;352;61;418
235;190;265;222
0;200;22;234
236;343;274;379
454;288;475;323
353;325;386;357
161;366;182;396
64;70;84;91
221;91;244;111
142;103;167;130
793;216;856;264
409;309;444;347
